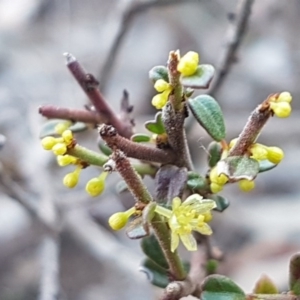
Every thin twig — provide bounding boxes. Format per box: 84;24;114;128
98;0;200;92
38;236;60;300
65;53;133;138
208;0;255;96
39;105;105;124
0;172;57;235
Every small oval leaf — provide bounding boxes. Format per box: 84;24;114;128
180;64;215;89
188;95;226;141
98;141;112;156
218;156;259;181
149;65;169;83
207;141;222;168
131;133;151;143
209;194;230;212
141;234;169;270
145;112;166;134
258;160;277;173
201;275;246;300
126;216;149;239
187;172;208;190
140;258;169;288
39;119;87;138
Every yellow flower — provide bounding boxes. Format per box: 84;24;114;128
177;51;199;76
155;194;216;252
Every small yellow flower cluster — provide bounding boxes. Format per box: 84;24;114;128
41;122;108;195
151;79;172;109
212;138;285;193
108;194;215;252
269;91;292;118
41;121;74;156
209;166;228;194
210;165;255;193
177;51;199;76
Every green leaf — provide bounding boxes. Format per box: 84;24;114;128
140;259;190;289
289;253;300;295
180;64;215;89
145;112;165;134
70;122;88;133
131;133;151;143
253;275;278;294
126;216;149;239
209;194;230;212
98;141;112;156
219;156;259;181
140;258;169;288
187;172;208;190
39;119;87;138
201;275;246;300
149;65;169;83
141;234;169;269
207;141;222;168
188;95;226;142
258;160;277;173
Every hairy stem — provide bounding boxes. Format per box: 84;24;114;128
151;214;186;281
99;124;175;164
229;99;272;156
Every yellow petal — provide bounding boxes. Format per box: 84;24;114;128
193;223;213;235
172;197;182;210
193;199;216;214
180;233;197;251
171;232;180;252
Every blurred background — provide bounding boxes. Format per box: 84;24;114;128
0;0;299;299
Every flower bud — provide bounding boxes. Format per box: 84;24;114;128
177;51;199;76
41;136;57;150
238;179;255;192
154;79;170;92
267;146;284;164
52;143;67;156
270;102;291;118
